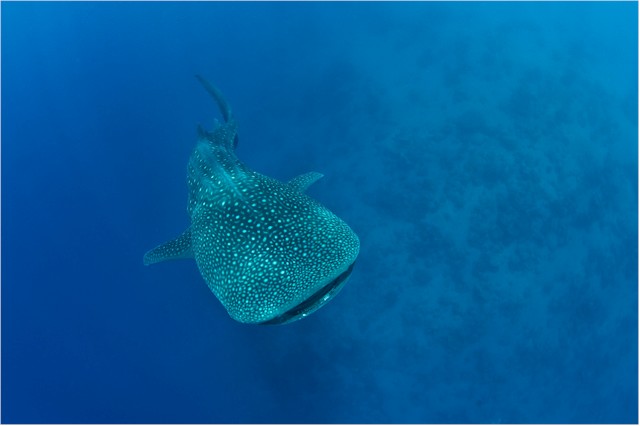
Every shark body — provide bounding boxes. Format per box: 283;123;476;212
144;76;360;324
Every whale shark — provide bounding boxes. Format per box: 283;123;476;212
144;76;360;325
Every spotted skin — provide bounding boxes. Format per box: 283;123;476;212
144;76;360;324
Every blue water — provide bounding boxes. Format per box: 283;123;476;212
2;2;637;423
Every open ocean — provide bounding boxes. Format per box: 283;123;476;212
2;1;638;423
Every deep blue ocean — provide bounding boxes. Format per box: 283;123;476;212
2;1;638;423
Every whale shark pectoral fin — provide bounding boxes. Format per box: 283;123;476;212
144;228;194;266
287;171;324;193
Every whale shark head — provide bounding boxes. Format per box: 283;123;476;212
144;76;360;324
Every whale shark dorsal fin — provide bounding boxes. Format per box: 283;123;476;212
287;172;324;193
143;228;194;265
197;124;208;139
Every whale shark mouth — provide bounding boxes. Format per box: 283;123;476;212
259;262;356;325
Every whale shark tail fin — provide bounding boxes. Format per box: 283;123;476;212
144;228;194;265
195;75;232;123
195;75;238;148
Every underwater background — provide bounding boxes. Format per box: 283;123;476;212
2;2;638;423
